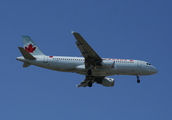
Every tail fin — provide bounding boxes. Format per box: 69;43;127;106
22;36;44;56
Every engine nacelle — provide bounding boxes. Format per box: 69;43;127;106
102;77;115;87
101;60;115;69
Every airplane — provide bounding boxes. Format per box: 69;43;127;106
16;32;158;87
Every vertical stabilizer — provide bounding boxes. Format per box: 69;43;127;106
22;36;44;56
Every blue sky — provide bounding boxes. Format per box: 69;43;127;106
0;0;172;119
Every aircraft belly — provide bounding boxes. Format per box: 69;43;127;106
115;65;137;75
116;65;146;75
76;68;117;76
93;69;116;76
51;61;77;71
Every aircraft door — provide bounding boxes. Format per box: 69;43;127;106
43;56;48;63
137;60;142;67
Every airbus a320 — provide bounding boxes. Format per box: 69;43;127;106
16;32;158;87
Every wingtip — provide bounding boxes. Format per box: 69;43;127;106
22;35;30;38
71;31;75;34
71;31;78;34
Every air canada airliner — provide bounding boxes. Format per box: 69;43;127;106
16;32;158;87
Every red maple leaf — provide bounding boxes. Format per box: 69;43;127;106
25;44;36;53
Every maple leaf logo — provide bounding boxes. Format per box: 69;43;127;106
25;44;36;53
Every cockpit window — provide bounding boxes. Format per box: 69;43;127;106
146;63;151;65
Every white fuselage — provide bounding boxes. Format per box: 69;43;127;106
17;55;158;76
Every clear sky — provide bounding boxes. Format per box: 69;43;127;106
0;0;171;120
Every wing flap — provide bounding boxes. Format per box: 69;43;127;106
77;79;90;87
77;76;105;87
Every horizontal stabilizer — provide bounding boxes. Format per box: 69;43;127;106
18;47;36;60
23;62;31;67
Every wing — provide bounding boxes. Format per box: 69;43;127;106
72;32;102;68
77;76;105;87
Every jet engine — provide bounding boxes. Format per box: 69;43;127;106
101;60;115;69
96;77;115;87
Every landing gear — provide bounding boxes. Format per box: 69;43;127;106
137;79;140;83
87;67;94;87
137;75;140;83
88;82;93;87
87;69;92;76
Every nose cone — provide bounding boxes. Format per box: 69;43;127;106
151;67;158;74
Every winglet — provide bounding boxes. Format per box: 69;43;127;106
18;47;36;60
